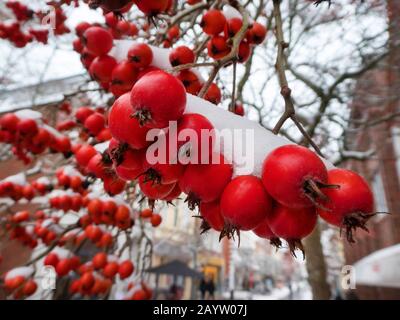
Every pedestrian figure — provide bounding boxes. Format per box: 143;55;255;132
205;275;215;300
199;277;207;300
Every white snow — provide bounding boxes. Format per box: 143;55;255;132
52;247;72;259
2;173;27;186
223;5;242;20
59;213;80;227
5;266;34;280
36;177;51;185
94;141;110;153
62;165;84;178
14;109;42;120
223;5;254;23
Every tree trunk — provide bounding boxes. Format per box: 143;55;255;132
303;222;331;300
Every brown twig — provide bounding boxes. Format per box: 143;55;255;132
271;0;323;157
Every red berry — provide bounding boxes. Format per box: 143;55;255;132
44;253;59;268
85;225;103;242
169;46;195;66
75;106;94;123
201;9;226;36
139;176;176;200
73;38;84;53
75;22;91;37
176;113;215;163
234;102;245;116
267;205;317;256
0;113;20;131
89;55;117;83
140;208;153;218
225;17;243;38
75;144;97;167
238;41;251;63
80;48;96;69
110;60;139;97
22;280;37;296
200;201;225;232
103;262;119;278
177;70;202;95
130;70;186;128
115;205;130;224
204;83;222;105
221;175;273;231
84;112;105;136
83;27;113;56
167;25;180;40
261;145;328;208
56;259;71;276
103;174;126;195
246;22;267;45
179;153;233;208
127;43;153;68
150;213;162;227
92;252;108;269
17;118;38;136
207;36;230;60
81;271;95;290
162;184;182;201
253;216;281;247
105;12;118;28
135;0;169;16
118;260;134;279
317;169;374;242
108;93;151;149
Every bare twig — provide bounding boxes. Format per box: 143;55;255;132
271;0;323;156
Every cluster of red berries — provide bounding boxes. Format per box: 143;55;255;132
5;211;39;248
86;0;172;17
122;281;153;300
55;167;87;192
197;145;375;256
72;143;127;196
3;268;38;299
68;106;112;142
5;1;34;21
140;208;162;227
163;25;180;48
0;1;71;48
49;192;85;212
201;9;267;62
31;177;54;195
43;250;134;297
0;180;36;201
104;11;139;39
84;198;133;229
0;112;72;164
43;250;81;276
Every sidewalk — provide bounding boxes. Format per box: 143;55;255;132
221;282;312;300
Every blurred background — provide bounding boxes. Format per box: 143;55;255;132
1;0;400;300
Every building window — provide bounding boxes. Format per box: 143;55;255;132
371;172;389;218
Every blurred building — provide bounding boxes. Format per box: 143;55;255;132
150;201;225;299
0;75;87;297
342;0;400;299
